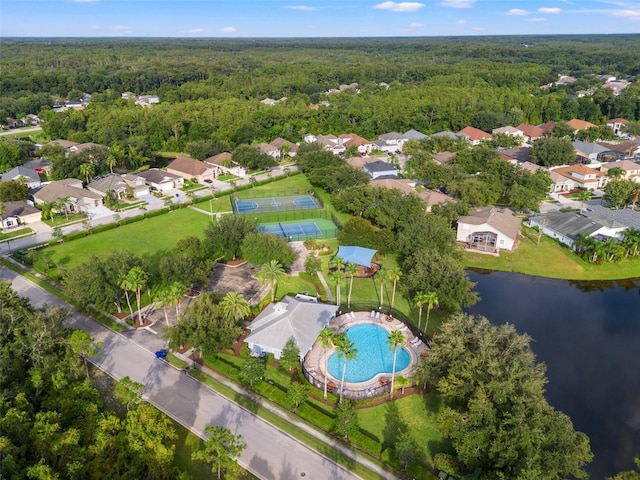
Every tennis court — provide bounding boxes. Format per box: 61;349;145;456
233;194;320;214
257;218;338;241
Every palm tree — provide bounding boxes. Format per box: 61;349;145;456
622;228;640;257
387;330;405;399
375;268;388;309
318;327;334;399
330;255;345;274
414;292;429;331
40;201;56;221
123;266;148;327
79;162;95;184
119;274;135;322
330;270;343;307
423;292;439;335
573;233;594;260
110;144;125;169
388;267;402;309
334;333;357;403
155;286;173;327
57;196;70;220
220;292;250;323
604;237;623;263
607;167;624;181
345;263;358;309
105;154;117;174
169;281;185;318
256;260;286;302
576;190;591;212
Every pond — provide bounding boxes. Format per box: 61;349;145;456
465;270;640;479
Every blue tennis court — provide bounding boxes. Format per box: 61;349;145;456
233;194;320;214
258;221;322;238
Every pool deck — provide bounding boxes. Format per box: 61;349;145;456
302;311;430;398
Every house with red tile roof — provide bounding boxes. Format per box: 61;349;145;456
339;133;373;155
370;177;453;212
567;119;597;133
458;126;492;145
516;123;545;142
166;157;215;183
550;164;606;191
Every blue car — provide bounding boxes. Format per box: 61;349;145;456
155;349;168;359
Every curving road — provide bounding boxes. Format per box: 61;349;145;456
0;265;392;480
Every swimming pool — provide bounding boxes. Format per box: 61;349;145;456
327;323;411;383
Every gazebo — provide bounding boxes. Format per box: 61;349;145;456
334;246;379;277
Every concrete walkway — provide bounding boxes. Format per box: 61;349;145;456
317;271;333;302
0;261;397;480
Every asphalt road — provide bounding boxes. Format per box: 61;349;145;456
0;266;368;480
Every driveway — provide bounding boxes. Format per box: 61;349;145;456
86;205;114;220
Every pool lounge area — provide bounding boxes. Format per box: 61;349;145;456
302;311;430;400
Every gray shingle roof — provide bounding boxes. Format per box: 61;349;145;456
583;204;640;230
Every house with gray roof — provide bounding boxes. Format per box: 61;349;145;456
1;166;41;189
1;201;41;229
403;129;428;141
88;174;150;199
244;295;338;360
374;132;406;154
528;211;626;248
33;178;103;213
456;207;521;253
137;169;184;192
572;140;611;164
363;160;398;180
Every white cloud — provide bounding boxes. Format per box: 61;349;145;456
112;25;130;31
284;5;318;11
372;2;425;12
611;9;640;19
410;22;425;27
538;7;562;13
506;9;528;16
456;19;466;24
439;0;476;8
220;26;237;33
528;17;547;22
188;28;204;33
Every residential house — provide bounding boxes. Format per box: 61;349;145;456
500;147;531;164
304;134;347;156
597;140;640;159
69;142;103;155
1;166;41;189
572;140;612;164
516;123;545;142
430;130;462;140
456;207;521;253
270;138;298;157
433;151;456;165
244;295;338;360
538;122;556;136
339;133;373;156
600;160;640;182
373;132;406;154
166;157;215;183
345;156;381;170
204;152;247;177
370;177;452;212
607;118;630;136
135;95;160;107
458;126;492;146
363;160;398;179
567;119;597;134
257;142;280;159
550;164;607;191
0;201;41;229
492;125;525;141
137;169;184;192
87;174;150;199
47;139;80;154
403;129;428;141
528;211;626;248
33;178;103;213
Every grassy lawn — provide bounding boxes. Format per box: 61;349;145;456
193;195;233;213
42;212;87;227
0;227;33;240
463;225;640;280
43;208;211;271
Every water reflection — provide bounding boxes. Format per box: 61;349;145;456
466;270;640;479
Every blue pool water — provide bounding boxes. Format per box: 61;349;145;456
327;323;411;383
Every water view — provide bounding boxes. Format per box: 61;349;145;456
466;270;640;479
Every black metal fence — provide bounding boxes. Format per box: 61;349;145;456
301;363;392;400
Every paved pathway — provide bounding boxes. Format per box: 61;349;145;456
0;264;396;480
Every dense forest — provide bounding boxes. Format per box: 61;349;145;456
1;36;640;158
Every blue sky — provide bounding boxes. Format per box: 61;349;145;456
1;0;639;37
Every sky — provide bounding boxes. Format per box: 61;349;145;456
1;0;639;37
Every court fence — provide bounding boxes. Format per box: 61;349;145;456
231;189;324;214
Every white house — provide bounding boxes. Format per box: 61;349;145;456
1;166;41;189
137;169;184;192
456;207;521;253
244;296;338;360
528;211;626;248
363;160;398;179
